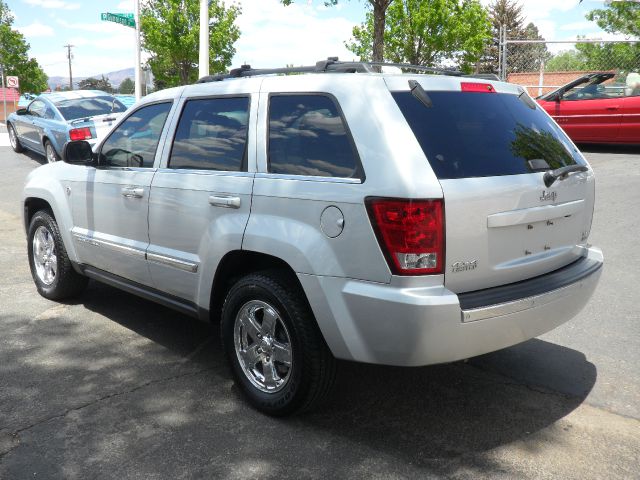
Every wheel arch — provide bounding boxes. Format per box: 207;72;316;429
209;250;305;323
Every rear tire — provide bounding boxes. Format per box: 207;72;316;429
28;210;88;300
44;140;60;163
221;271;336;416
8;123;24;153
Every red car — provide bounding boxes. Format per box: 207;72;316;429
537;72;640;144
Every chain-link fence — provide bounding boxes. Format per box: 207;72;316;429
499;37;640;97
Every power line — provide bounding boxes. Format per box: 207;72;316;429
64;44;74;90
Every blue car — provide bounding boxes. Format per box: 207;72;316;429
7;90;127;163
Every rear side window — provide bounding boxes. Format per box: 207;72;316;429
268;94;361;179
169;97;249;171
392;90;586;179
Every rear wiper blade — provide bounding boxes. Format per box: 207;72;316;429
408;79;433;108
543;164;589;187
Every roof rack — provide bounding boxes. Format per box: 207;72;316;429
196;57;492;83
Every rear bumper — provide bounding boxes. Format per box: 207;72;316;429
299;246;603;367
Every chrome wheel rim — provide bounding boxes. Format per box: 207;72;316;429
8;126;17;149
234;300;293;393
32;225;57;285
45;143;57;163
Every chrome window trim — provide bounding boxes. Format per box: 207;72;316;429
254;172;362;184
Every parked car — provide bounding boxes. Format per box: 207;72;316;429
7;90;127;162
22;60;603;416
537;72;640;144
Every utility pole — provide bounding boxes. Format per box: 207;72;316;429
199;0;209;79
0;65;7;124
134;0;142;100
64;44;74;90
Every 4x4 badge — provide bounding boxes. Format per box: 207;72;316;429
540;190;557;202
451;260;477;273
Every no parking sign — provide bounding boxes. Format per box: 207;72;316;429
6;76;19;88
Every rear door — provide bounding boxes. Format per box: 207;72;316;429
389;79;595;293
146;93;255;302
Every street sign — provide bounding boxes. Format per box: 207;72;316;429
6;76;18;88
100;12;135;28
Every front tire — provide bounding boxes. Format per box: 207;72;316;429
221;271;336;416
28;210;88;300
8;123;24;153
44;140;60;163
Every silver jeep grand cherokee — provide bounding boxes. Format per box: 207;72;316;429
23;60;603;416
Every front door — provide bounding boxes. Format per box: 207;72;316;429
69;101;174;286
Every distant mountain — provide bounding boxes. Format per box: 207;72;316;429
47;68;136;91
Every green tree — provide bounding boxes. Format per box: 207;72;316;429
119;77;135;94
282;0;392;63
140;0;241;88
545;50;587;72
346;0;491;72
477;0;524;73
586;1;639;37
0;1;48;93
78;75;113;92
576;2;640;74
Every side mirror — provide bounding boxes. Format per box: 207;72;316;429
16;108;27;115
62;140;95;165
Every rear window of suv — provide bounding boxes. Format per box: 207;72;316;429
392;90;586;179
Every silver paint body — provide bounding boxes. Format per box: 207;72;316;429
23;74;603;366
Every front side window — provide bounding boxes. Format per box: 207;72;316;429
169;97;250;171
28;100;46;118
100;102;172;168
268;94;361;178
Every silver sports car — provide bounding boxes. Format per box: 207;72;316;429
7;90;128;163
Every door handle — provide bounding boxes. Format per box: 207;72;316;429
121;186;144;198
606;106;620;110
208;195;241;209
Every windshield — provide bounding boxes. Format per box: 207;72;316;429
54;96;127;121
393;90;586;180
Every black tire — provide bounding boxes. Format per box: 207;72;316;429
7;123;24;153
221;271;336;416
28;210;88;300
44;140;60;163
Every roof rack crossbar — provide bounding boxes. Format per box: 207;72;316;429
196;58;497;83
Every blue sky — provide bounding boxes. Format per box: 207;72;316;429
4;0;634;79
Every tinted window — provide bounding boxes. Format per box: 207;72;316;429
100;102;172;168
393;91;586;179
268;95;361;178
44;106;56;120
55;96;127;121
169;97;249;171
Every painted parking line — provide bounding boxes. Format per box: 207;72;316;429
0;132;11;147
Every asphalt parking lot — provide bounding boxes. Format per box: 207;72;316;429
0;128;638;479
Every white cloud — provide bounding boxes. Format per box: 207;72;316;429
560;21;596;31
22;0;80;10
231;0;357;68
16;20;55;37
115;1;134;11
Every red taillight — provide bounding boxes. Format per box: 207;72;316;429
460;82;495;93
69;127;92;141
366;198;445;275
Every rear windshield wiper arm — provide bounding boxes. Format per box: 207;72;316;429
408;79;433;108
543;164;589;187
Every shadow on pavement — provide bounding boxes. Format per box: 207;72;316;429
1;279;597;478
